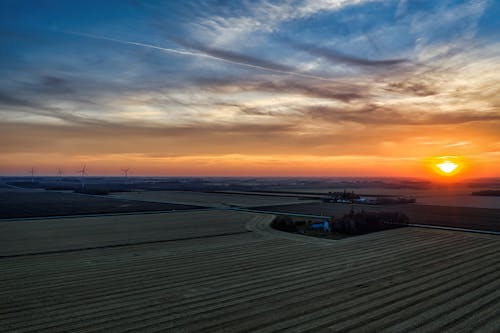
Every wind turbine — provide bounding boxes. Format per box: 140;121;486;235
77;164;87;188
121;168;130;184
29;167;35;183
121;168;130;178
57;168;64;183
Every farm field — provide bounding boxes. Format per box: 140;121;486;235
254;202;500;232
109;190;318;208
0;210;258;257
264;187;500;209
416;194;500;209
2;186;499;332
0;190;203;219
2;218;499;332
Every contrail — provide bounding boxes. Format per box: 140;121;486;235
66;31;337;82
68;31;204;57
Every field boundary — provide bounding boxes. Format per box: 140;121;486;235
402;223;500;236
0;230;251;259
0;208;214;222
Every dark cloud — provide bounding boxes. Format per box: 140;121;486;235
384;80;438;96
171;37;295;73
194;77;368;102
254;80;366;102
300;104;500;126
288;41;408;67
0;92;38;108
236;106;275;116
39;76;74;94
0;90;111;126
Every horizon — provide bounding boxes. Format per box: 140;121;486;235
2;173;499;183
1;1;499;178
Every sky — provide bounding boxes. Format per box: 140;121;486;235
0;0;499;178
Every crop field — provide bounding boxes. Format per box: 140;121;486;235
0;210;259;257
0;190;203;219
2;190;499;332
255;202;500;232
109;190;318;208
261;187;500;209
2;219;499;332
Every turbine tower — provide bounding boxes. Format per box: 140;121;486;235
121;168;131;185
77;164;87;188
29;167;35;183
57;168;64;183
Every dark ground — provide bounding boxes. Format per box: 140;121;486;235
2;215;499;332
254;202;500;232
0;191;205;219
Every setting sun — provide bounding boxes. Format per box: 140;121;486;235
436;161;459;174
427;156;465;178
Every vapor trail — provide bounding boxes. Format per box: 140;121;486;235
66;31;337;82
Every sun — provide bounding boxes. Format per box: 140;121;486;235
436;160;458;174
427;156;465;177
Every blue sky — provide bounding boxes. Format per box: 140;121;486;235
0;0;499;176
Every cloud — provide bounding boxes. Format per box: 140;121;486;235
0;92;38;108
384;80;437;96
300;104;500;126
287;40;408;67
410;0;488;43
0;89;116;126
70;31;336;82
444;141;471;148
37;76;74;94
192;0;379;45
194;77;368;102
170;37;294;72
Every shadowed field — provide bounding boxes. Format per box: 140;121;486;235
109;190;319;208
0;210;260;257
1;189;499;332
0;190;204;219
2;220;499;332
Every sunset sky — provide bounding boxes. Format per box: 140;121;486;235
1;0;499;178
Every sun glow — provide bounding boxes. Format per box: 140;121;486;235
427;156;465;177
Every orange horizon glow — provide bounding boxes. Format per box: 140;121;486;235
0;152;497;179
424;155;477;182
